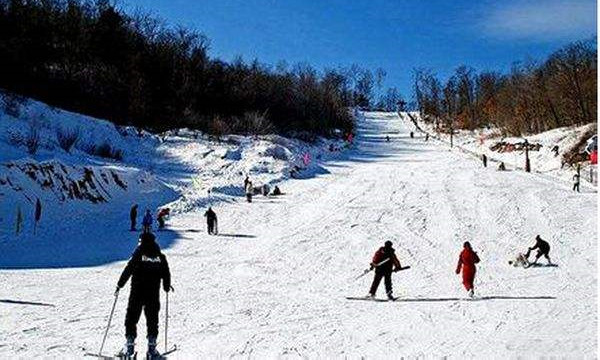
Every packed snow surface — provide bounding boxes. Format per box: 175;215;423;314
1;112;597;358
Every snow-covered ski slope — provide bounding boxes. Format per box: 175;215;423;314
1;112;597;358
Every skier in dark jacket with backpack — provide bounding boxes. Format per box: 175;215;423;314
116;232;171;358
367;241;402;300
204;207;218;235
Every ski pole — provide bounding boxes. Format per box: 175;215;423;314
99;291;119;356
165;291;169;353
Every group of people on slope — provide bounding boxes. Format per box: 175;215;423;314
367;235;552;300
130;205;170;233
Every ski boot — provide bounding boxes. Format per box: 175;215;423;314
117;336;136;359
146;336;164;360
468;289;475;298
387;292;396;301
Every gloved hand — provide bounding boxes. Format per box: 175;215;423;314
114;286;121;296
369;263;375;270
164;285;174;293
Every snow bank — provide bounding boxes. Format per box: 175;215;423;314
0;93;350;267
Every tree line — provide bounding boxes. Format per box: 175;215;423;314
413;39;597;135
0;0;398;136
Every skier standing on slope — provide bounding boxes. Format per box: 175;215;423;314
455;241;480;298
572;172;580;192
142;210;153;233
204;207;218;235
130;204;138;231
116;232;171;359
367;241;402;300
245;180;253;203
525;235;552;265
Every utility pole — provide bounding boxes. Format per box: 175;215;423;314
524;139;531;172
449;119;454;148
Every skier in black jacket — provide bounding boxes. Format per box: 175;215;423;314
204;207;218;235
116;232;171;358
525;235;552;265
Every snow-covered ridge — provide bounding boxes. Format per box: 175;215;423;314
0;93;349;267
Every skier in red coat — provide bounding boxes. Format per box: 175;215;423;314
455;241;480;298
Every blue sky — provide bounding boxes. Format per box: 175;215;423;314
122;0;597;98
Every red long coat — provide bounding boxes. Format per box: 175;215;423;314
456;248;480;290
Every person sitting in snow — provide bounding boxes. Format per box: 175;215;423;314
116;232;171;359
508;253;530;268
272;186;282;196
456;241;480;298
367;241;402;300
204;207;218;235
525;235;552;265
142;210;153;233
498;162;506;171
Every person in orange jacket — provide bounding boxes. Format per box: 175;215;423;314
456;241;480;298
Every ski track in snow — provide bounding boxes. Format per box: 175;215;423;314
0;113;596;358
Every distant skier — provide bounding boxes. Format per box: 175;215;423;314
482;154;487;168
204;207;218;235
498;162;506;171
130;204;138;231
455;241;480;298
410;131;414;138
156;208;170;230
525;235;552;265
142;210;153;233
116;232;171;359
425;133;429;141
572;172;580;192
367;241;402;300
34;198;42;235
243;176;250;190
245;180;253;203
386;135;390;142
15;205;23;235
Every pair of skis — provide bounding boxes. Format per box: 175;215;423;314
86;291;177;359
85;345;178;360
351;259;411;302
355;258;411;280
